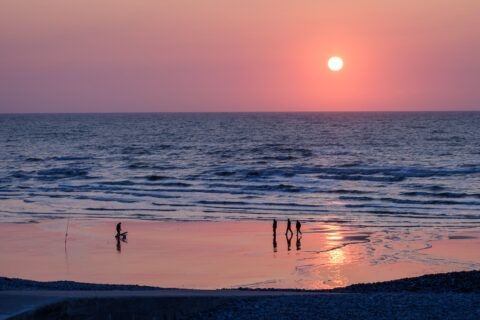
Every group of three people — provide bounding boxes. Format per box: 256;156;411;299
273;218;302;236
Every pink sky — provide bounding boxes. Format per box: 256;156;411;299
1;0;479;112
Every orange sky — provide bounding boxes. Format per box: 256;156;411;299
0;0;479;112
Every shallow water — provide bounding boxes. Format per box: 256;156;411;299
1;112;479;229
1;220;479;289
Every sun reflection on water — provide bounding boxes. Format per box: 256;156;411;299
327;248;346;265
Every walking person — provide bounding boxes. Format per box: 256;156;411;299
115;222;127;240
116;222;122;237
285;218;293;236
273;219;277;235
296;220;302;236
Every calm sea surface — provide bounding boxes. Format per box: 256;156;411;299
1;112;479;230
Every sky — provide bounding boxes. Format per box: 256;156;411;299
0;0;479;113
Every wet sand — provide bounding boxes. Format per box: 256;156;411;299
1;219;479;289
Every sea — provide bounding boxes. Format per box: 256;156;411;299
1;112;480;230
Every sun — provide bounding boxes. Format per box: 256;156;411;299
328;56;343;71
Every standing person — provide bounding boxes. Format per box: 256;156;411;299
285;218;293;236
296;220;302;236
273;219;277;235
116;222;122;237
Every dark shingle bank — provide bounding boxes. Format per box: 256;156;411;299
4;271;480;319
330;270;480;293
0;277;162;291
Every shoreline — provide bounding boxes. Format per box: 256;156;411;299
1;219;480;290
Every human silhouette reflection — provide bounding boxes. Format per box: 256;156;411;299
273;234;277;252
296;235;302;251
116;235;127;253
286;233;292;251
64;239;70;274
116;236;121;252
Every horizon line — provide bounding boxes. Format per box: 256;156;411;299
1;110;480;115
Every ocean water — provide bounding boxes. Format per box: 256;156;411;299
1;112;480;230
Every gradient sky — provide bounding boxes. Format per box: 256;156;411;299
1;0;479;113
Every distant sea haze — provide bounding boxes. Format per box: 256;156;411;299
1;112;480;230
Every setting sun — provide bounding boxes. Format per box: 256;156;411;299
328;56;343;71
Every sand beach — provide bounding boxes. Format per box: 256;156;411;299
1;219;480;290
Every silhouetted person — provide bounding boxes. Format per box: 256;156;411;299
116;222;122;237
285;218;293;236
286;233;292;251
296;220;302;236
296;235;302;251
273;219;277;235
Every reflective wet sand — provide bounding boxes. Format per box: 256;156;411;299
1;220;479;289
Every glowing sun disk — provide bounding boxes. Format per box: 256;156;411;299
328;57;343;71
